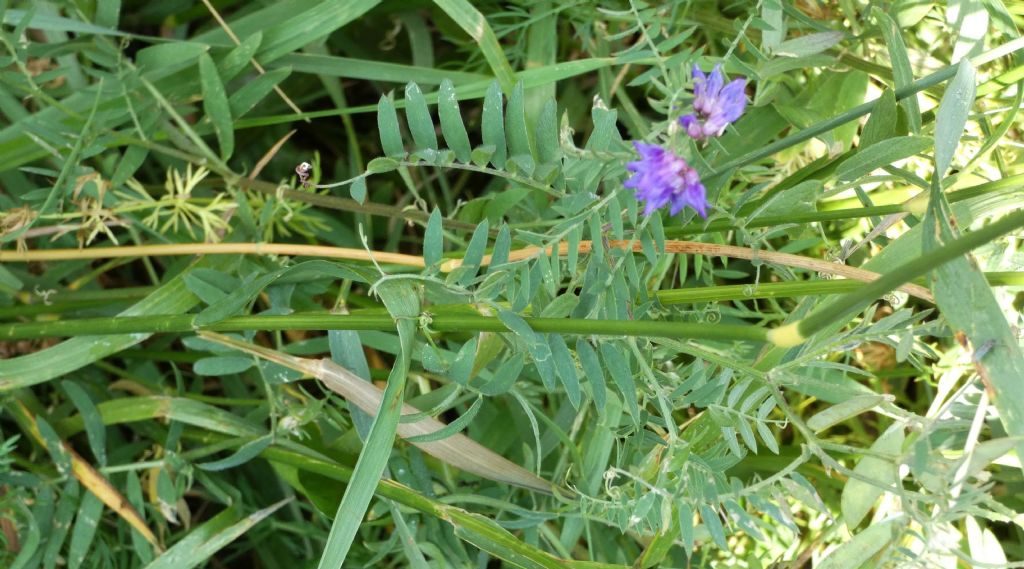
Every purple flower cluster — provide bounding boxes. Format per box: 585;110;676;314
625;142;707;218
624;64;748;218
679;64;748;140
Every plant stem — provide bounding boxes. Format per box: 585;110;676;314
771;209;1024;346
665;173;1024;236
657;271;1023;305
0;312;769;343
0;299;133;319
8;273;1022;320
706;37;1024;182
0;242;427;267
0;239;934;301
230;177;479;232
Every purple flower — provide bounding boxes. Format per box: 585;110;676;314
624;142;708;218
679;64;748;140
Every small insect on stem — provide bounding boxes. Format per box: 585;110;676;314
295;162;312;188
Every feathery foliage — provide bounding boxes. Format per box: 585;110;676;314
1;1;1023;568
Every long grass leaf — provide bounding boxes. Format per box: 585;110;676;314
315;280;417;567
430;0;517;92
198;332;558;494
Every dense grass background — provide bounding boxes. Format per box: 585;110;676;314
1;1;1023;567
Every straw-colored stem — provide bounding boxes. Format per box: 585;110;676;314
0;239;933;301
439;240;934;302
783;208;1024;346
0;242;426;268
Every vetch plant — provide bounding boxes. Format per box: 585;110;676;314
0;2;1023;569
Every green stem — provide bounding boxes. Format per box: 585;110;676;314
773;210;1024;346
665;173;1024;236
669;205;907;237
706;37;1024;182
7;271;1021;320
0;299;135;319
0;312;768;343
397;159;557;196
657;271;1024;305
230;177;479;232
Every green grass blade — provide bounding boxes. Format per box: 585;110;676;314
806;395;889;432
933;59;976;176
248;0;381;62
2;9;128;36
431;0;516;92
197;435;274;472
404;396;482;443
43;481;82;569
451;511;567;569
835;135;931;181
316;281;418;568
841;423;904;528
926;213;1024;470
54;396;266;442
191;0;314;46
230;57;621;129
524;2;557;128
67;492;104;569
142;500;291;569
874;8;921;133
0;254;233;390
270;53;487;85
199;53;234;160
859;88;897;148
817;517;904;569
227;66;291;118
60;381;107;466
216;31;262;81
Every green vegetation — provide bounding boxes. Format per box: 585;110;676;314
1;1;1023;567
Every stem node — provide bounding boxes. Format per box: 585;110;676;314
768;322;805;348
